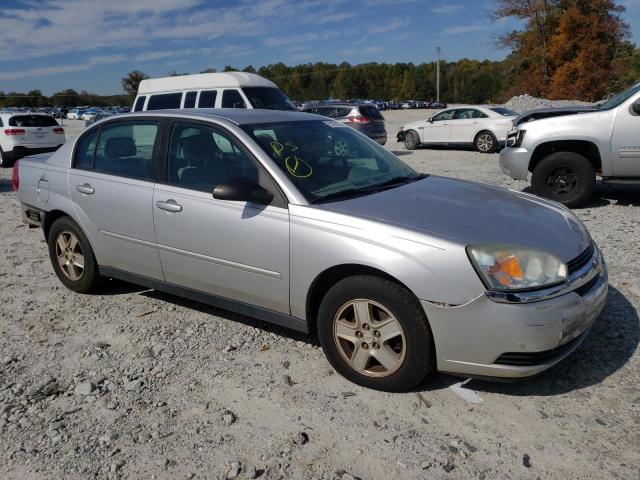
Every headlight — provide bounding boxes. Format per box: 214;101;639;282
506;129;526;147
467;245;567;291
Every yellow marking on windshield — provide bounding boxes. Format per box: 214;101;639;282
285;155;312;178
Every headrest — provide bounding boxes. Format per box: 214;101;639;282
105;137;136;158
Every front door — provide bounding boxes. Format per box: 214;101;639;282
612;96;640;177
68;119;164;280
152;121;290;314
421;109;454;143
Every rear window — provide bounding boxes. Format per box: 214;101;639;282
198;90;217;108
9;115;58;127
490;107;517;116
336;107;353;118
184;91;197;108
222;90;246;108
358;106;383;119
241;87;297;111
133;96;146;112
147;93;182;110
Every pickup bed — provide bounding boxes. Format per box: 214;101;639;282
499;82;640;207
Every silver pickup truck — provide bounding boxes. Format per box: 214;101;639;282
500;82;640;207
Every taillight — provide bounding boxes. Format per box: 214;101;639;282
53;127;65;134
347;116;372;124
4;128;25;136
11;160;19;191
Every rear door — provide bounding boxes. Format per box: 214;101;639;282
449;108;487;143
68;119;164;280
152;120;290;314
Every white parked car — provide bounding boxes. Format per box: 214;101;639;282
398;106;517;153
66;108;85;120
0;113;65;167
81;110;99;121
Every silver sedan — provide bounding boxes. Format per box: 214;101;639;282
15;109;608;392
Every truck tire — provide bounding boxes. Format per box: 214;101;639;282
317;275;435;392
47;216;101;293
531;152;595;208
404;130;420;150
474;131;497;153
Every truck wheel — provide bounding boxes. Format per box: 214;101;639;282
47;216;101;293
531;152;595;208
404;131;420;150
474;131;497;153
317;275;435;392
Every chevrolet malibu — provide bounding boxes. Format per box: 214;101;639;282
14;109;608;392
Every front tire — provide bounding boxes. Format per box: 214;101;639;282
47;216;100;293
404;130;420;150
531;152;595;207
474;131;497;153
317;275;435;392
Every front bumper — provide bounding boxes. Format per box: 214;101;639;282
499;146;531;180
423;246;608;379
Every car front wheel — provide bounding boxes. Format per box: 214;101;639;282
531;152;595;207
317;275;435;392
404;130;420;150
47;216;101;293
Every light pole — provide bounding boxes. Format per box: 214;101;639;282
436;46;441;104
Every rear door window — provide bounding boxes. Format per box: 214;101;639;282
198;90;217;108
184;91;197;108
93;121;159;180
222;90;246;108
133;96;146;112
147;93;182;110
335;107;353;118
9;115;58;127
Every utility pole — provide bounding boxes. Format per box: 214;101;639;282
436;46;441;103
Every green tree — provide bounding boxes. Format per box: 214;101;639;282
121;70;149;99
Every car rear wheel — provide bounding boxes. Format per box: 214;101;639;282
404;130;420;150
47;216;100;293
474;131;497;153
531;152;595;207
0;148;15;168
317;275;435;392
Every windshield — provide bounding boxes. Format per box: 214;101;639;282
597;83;640;110
242;120;420;203
241;87;298;111
490;107;517;116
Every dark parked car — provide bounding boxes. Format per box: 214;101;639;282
301;103;387;145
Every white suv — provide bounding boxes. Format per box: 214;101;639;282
0;113;65;167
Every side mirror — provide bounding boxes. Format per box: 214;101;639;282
427;118;433;123
632;99;640;115
213;177;273;205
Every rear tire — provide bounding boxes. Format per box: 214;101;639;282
47;216;101;293
474;131;497;153
404;130;420;150
531;152;595;207
0;148;15;168
317;275;435;392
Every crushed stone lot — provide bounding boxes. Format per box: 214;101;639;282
1;111;639;479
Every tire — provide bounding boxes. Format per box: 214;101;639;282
47;216;100;293
404;130;420;150
0;148;15;169
474;131;497;153
317;275;435;392
531;152;595;208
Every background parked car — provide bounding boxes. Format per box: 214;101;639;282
0;112;65;167
66;108;85;120
398;106;517;153
302;103;387;145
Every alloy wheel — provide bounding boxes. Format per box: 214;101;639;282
55;230;85;281
547;167;578;194
476;133;494;152
333;299;406;377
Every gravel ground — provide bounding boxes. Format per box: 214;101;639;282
0;111;638;480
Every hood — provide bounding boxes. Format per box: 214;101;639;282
514;106;596;126
318;176;590;262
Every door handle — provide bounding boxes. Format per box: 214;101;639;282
156;199;182;213
76;183;95;195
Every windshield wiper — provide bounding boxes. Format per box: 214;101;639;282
311;173;427;204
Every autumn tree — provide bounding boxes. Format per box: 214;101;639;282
121;70;149;99
545;0;630;100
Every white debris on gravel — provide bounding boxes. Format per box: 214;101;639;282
504;94;594;113
0;110;638;479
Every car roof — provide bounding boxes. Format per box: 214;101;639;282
137;72;277;95
103;108;317;125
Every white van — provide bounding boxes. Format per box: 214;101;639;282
132;72;298;112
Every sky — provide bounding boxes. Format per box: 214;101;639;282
0;0;638;95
